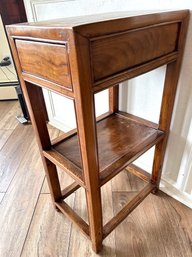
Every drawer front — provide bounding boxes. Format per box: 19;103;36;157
15;40;72;89
91;23;179;82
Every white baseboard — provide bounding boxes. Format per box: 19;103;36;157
48;120;72;133
160;179;192;209
134;161;192;209
0;86;18;100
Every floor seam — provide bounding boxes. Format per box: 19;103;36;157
19;176;45;257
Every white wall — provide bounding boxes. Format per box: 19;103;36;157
0;16;10;62
23;0;191;21
0;16;17;100
0;16;17;83
23;0;192;207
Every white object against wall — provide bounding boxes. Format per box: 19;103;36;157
23;0;192;207
0;16;17;99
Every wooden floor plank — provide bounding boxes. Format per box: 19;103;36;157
0;124;34;192
165;195;192;257
0;129;14;151
20;194;74;257
111;170;133;191
0;101;20;130
112;192;167;257
0;100;17;119
68;181;116;257
0;124;60;193
112;170;147;192
0;136;45;257
152;192;192;257
0;101;191;257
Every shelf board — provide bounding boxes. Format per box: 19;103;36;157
46;113;164;186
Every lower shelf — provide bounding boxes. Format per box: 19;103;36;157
44;113;164;186
55;176;156;240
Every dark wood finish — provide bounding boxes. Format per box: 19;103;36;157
0;0;27;25
24;82;51;150
68;31;103;252
93;52;178;93
1;111;191;256
52;114;164;180
61;182;80;199
100;131;164;187
7;10;187;40
43;158;62;202
24;82;62;203
126;164;151;183
51;111;112;146
16;40;72;90
43;149;84;187
91;23;179;81
7;10;189;253
51;128;77;146
55;201;90;237
109;85;119;113
22;72;74;98
117;111;159;129
151;14;189;189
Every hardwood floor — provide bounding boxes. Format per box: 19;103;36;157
0;100;191;257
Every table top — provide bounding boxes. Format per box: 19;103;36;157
8;9;185;29
6;9;189;97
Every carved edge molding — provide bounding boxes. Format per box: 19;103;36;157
24;0;75;131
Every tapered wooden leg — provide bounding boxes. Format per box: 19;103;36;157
151;140;165;193
74;91;103;251
43;158;62;202
24;82;51;150
152;61;183;191
73;85;103;252
70;33;103;252
23;82;62;202
85;188;103;252
39;89;49;122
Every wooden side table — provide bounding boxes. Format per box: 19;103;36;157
7;10;189;253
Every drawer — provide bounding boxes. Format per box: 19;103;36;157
91;23;179;82
15;40;72;89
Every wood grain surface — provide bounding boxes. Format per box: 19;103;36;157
6;9;189;253
113;193;167;257
91;23;178;81
0;124;34;192
21;194;74;257
0;100;17;119
54;114;164;172
16;40;72;89
0;100;20;129
0;128;44;257
0;129;13;151
0;102;191;256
